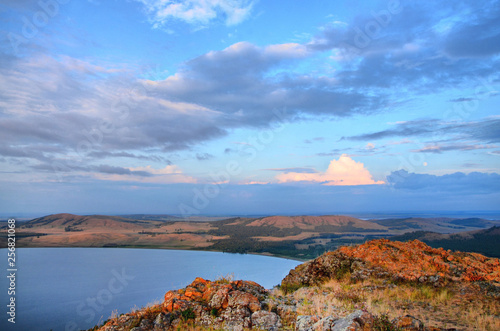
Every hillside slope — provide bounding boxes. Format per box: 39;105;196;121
390;226;500;258
93;240;500;331
246;215;387;230
23;213;162;230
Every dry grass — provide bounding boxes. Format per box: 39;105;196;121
289;276;500;331
214;273;234;284
170;322;234;331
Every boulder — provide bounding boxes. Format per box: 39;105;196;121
251;310;282;330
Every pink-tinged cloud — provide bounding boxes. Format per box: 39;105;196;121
276;154;385;186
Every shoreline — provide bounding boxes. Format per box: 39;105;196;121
0;244;309;262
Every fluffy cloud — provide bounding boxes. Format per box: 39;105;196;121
276;154;384;186
135;0;255;28
0;54;226;168
145;41;386;127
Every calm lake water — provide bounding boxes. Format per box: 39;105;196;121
0;248;301;331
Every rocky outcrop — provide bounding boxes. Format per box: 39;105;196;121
95;240;500;330
98;277;282;331
95;276;453;331
282;239;500;290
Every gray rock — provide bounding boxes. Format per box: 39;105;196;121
331;310;374;331
153;312;172;330
251;310;282;330
221;306;252;330
311;315;338;330
295;315;320;331
139;318;153;329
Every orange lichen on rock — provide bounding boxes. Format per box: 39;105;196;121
162;277;267;314
283;239;500;289
338;239;500;283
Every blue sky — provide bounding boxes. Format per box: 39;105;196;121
0;0;499;216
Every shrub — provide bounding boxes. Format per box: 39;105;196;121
181;308;196;321
280;282;304;294
373;313;401;331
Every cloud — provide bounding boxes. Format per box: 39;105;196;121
443;4;500;58
449;97;476;102
135;0;255;28
0;54;228;171
95;165;153;177
412;143;498;153
265;167;318;174
343;118;500;145
387;169;500;192
95;165;196;184
2;0;500;188
275;154;384;186
304;137;325;144
145;41;387;127
87;151;170;163
196;153;214;161
306;1;500;91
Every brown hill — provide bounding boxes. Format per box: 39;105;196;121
22;213;161;231
246;215;386;230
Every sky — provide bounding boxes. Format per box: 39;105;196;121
0;0;499;217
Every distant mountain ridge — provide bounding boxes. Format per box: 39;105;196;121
116;214;181;221
245;215;386;230
3;213;500;260
25;213;163;230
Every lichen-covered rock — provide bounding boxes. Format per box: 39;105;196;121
153;312;172;330
228;290;261;312
282;239;500;290
295;311;374;331
295;315;320;331
220;306;252;330
311;315;338;330
330;310;373;331
251;310;282;330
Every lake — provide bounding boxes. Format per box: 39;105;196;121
0;248;301;331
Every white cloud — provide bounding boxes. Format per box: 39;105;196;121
276;154;385;186
135;0;255;28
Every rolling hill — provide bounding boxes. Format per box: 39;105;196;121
22;213;163;231
245;215;386;231
2;213;500;259
389;226;500;258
